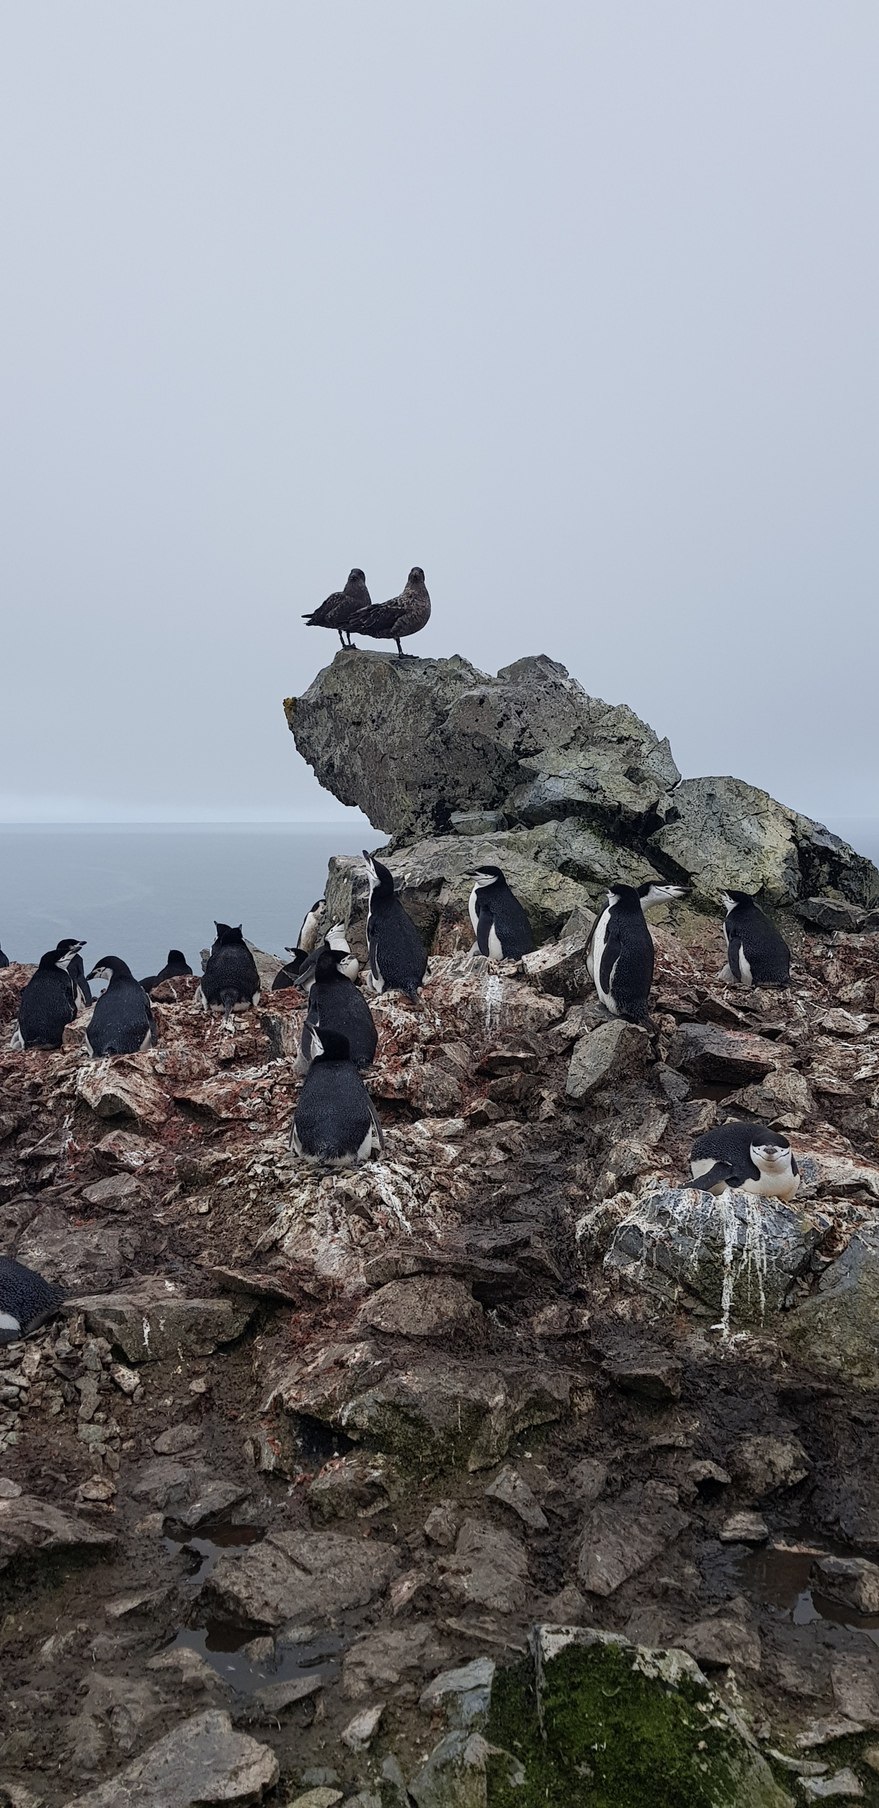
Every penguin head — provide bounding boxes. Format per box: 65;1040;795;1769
363;853;395;897
166;949;188;967
637;882;688;911
326;922;352;952
311;946;347;985
283;946;310;971
54;938;86;967
470;865;505;891
606;884;642;909
310;1027;351;1063
38;945;76;972
214;922;245;945
750;1129;793;1174
721;889;755;912
86;955;134;984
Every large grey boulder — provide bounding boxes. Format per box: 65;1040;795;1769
63;1709;278;1806
287;650;679;838
649;776;879;908
785;1225;879;1386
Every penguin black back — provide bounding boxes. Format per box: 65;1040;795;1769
591;884;655;1024
0;1256;65;1343
13;946;78;1048
291;1028;382;1166
85;956;156;1056
300;946;378;1069
469;866;535;959
199;923;261;1022
363;853;428;997
0;942;9;968
721;891;791;988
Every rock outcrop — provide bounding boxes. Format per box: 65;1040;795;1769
286;650;879;916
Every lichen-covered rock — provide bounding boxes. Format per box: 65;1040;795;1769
566;1019;650;1100
785;1226;879;1386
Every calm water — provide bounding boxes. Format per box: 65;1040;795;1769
1;816;876;979
0;824;369;977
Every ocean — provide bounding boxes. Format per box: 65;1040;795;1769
1;816;876;979
0;823;369;977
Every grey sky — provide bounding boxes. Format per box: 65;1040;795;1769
1;3;876;828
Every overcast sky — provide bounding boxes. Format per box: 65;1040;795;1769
1;3;876;831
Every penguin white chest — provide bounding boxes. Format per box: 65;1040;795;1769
468;887;480;938
589;907;617;1012
487;921;504;960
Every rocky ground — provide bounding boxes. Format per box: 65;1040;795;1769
2;899;879;1806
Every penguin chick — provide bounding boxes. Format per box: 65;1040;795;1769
468;866;534;959
10;942;83;1048
85;956;156;1056
0;1255;65;1343
196;924;261;1029
719;891;792;989
690;1121;799;1200
295;945;378;1074
363;853;428;997
290;1028;383;1167
302;568;371;649
586;882;686;1024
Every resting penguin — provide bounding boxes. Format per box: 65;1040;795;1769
142;949;193;992
719;891;791;989
10;942;83;1048
291;1028;383;1167
0;1256;65;1344
587;882;687;1024
55;938;91;1008
85;956;156;1055
197;923;261;1028
690;1121;799;1201
363;853;428;997
468;865;534;959
295;945;378;1074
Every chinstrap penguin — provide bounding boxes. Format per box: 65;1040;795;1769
302;568;371;648
290;1028;383;1167
10;941;84;1048
197;923;261;1028
55;938;92;1008
719;891;791;989
85;956;156;1056
347;566;431;657
468;866;534;959
295;944;378;1074
690;1121;799;1200
587;882;686;1024
142;950;193;992
297;899;326;954
0;941;9;968
0;1256;65;1344
363;853;428;997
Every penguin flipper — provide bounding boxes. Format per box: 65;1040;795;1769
725;927;743;983
691;1161;735;1192
475;907;492;958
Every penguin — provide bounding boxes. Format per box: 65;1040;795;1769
719;891;791;989
586;882;687;1024
363;853;428;997
85;956;156;1055
302;569;371;648
55;938;91;1008
196;923;261;1028
10;942;84;1048
297;899;326;954
0;1256;65;1344
347;567;431;657
290;1028;383;1167
326;922;359;981
0;942;9;968
468;866;535;959
141;950;193;994
295;945;378;1073
690;1121;799;1201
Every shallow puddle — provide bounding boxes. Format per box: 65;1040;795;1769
173;1621;343;1694
738;1537;879;1642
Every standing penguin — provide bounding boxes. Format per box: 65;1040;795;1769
690;1121;799;1200
291;1029;382;1166
197;923;261;1028
55;938;91;1008
297;899;326;954
85;957;156;1055
296;945;378;1072
363;853;428;997
10;942;84;1048
468;866;535;959
719;891;791;989
0;1256;65;1343
587;882;686;1024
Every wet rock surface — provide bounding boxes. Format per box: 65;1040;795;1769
2;744;879;1801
